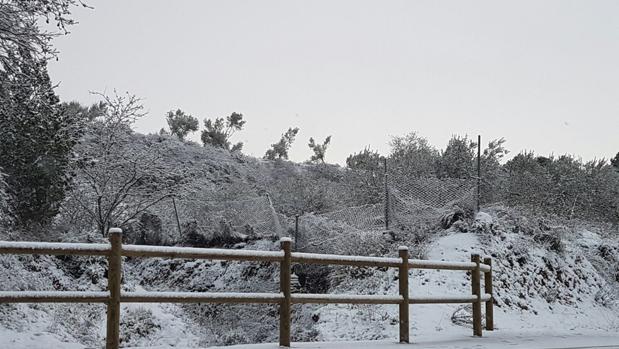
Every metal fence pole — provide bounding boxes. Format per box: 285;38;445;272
477;135;481;212
384;158;390;230
294;215;299;251
106;228;123;349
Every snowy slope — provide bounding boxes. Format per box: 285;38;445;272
0;211;618;348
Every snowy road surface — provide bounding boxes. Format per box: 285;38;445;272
127;332;619;349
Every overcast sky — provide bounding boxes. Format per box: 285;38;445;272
48;0;619;165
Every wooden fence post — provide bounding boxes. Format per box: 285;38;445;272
483;257;494;331
279;238;292;347
471;254;482;337
398;246;410;343
106;228;123;349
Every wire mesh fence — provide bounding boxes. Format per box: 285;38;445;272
315;203;386;232
388;176;477;226
156;195;282;241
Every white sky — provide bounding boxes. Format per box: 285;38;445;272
48;0;619;165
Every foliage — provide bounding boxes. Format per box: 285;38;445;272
265;162;346;216
344;148;385;205
201;112;245;151
504;153;619;223
308;136;331;163
119;307;161;347
479;138;509;204
437;135;476;179
389;132;439;178
264;127;299;160
0;169;12;227
166;109;199;141
0;0;86;73
68;91;181;236
0;49;84;227
612;152;619;171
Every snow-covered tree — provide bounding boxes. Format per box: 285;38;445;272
166;109;199;141
0;49;84;226
437;135;476;179
201;112;245;151
68;91;181;236
308;136;331;163
344;148;385;205
0;0;85;74
264;127;299;160
389;132;439;178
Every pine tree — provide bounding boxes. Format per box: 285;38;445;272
308;136;331;163
264;127;299;160
166;109;199;140
201;112;245;151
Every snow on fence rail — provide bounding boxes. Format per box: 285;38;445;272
0;229;494;349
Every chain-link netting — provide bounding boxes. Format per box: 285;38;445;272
158;195;282;239
316;203;385;231
305;172;477;234
388;176;477;224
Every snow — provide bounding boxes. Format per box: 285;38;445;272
0;291;108;301
291;252;401;266
121;244;284;260
408;259;476;271
132;332;619;349
1;222;617;349
0;328;86;349
121;291;283;302
291;294;403;304
475;211;493;225
0;241;110;253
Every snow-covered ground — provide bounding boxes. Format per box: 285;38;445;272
1;211;618;348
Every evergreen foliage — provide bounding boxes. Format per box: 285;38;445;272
308;136;331;163
0;50;84;226
166;109;199;141
437;135;476;179
612;152;619;171
201;112;245;151
264;127;299;160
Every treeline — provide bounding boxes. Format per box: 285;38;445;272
0;0;618;237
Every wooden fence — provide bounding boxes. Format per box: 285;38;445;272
0;228;493;348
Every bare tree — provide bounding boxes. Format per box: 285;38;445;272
69;91;180;236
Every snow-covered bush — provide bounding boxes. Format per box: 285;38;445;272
119;307;161;347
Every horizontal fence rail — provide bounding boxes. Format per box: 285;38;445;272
0;229;494;349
